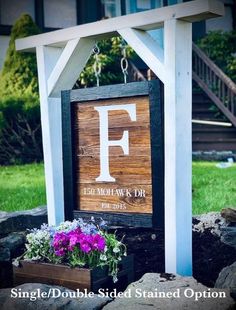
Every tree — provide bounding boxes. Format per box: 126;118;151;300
0;14;42;165
0;14;40;98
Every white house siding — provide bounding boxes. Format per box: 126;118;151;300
43;0;77;28
206;0;234;32
0;0;35;25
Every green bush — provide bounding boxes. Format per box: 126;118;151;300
198;30;236;82
0;14;42;165
0;96;42;165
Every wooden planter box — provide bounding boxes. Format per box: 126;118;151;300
13;255;134;292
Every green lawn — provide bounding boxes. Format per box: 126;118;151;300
0;163;46;213
192;161;236;215
0;162;235;214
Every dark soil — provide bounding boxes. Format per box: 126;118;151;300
192;226;236;287
111;220;236;287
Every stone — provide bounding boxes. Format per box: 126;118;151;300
221;225;236;249
0;206;47;236
192;151;236;162
0;283;111;310
103;273;235;310
0;232;25;256
193;211;236;249
221;208;236;223
193;212;225;237
0;211;8;218
0;247;10;262
215;261;236;301
0;261;13;288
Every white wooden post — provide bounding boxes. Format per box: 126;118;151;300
164;19;192;275
36;46;65;225
36;40;94;225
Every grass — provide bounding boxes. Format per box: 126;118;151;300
0;163;46;213
192;161;236;215
0;162;235;215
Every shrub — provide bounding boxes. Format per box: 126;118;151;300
198;30;236;82
0;14;42;164
0;96;42;165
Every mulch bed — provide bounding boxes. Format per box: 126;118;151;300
192;225;236;287
112;220;236;287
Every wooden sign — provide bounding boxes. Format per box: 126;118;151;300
62;81;164;227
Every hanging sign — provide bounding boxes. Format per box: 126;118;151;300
62;81;164;227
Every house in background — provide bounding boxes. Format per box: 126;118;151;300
0;0;236;152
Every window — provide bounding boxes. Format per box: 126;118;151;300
102;0;121;18
126;0;162;14
0;0;35;25
43;0;77;28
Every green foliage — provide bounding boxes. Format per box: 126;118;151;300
0;14;42;164
79;37;135;87
198;30;236;82
0;14;40;98
0;96;42;165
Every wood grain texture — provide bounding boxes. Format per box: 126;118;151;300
14;261;91;291
13;256;134;292
73;96;153;214
79;184;152;213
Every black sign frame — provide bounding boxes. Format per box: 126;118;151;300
61;80;164;228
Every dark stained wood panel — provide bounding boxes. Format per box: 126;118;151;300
73;96;153;213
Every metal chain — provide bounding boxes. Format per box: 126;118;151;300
93;43;101;87
120;40;129;84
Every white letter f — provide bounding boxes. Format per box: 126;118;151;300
94;104;136;182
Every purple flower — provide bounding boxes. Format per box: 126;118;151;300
53;232;70;256
80;242;92;253
68;228;82;250
52;224;106;257
92;234;106;252
55;248;65;256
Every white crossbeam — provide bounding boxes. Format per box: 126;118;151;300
16;0;223;52
119;28;165;83
48;38;95;97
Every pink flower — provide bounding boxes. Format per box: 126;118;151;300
55;248;66;256
53;232;70;256
92;234;106;252
68;228;82;250
80;242;92;253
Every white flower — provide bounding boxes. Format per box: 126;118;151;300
113;247;120;253
12;259;20;267
113;276;118;283
100;254;107;261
